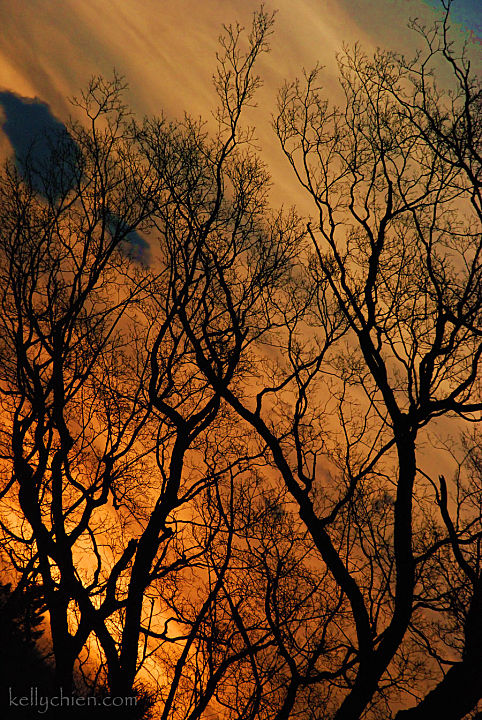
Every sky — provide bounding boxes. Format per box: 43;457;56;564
0;0;479;208
0;0;478;688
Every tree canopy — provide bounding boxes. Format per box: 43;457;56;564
0;3;480;719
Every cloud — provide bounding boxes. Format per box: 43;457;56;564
422;0;481;42
0;1;476;231
0;91;149;262
0;91;77;195
0;92;67;156
108;214;151;265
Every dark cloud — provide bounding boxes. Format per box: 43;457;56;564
0;91;149;262
0;91;69;161
0;90;77;196
423;0;481;42
108;214;151;264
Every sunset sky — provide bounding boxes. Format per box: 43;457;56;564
0;0;479;207
0;3;480;716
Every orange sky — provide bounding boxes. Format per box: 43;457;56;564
2;0;478;207
0;0;479;702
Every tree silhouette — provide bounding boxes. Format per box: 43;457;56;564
0;581;54;701
161;3;481;718
0;3;480;719
0;9;292;716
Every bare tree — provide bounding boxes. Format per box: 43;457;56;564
0;9;303;717
1;3;480;719
158;3;481;719
272;5;482;717
0;74;160;693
